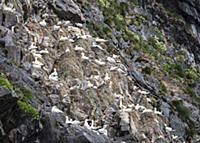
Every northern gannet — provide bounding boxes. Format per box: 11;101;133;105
49;68;58;81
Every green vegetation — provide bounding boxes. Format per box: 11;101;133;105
172;100;191;119
17;100;39;120
185;68;200;80
160;81;167;93
133;15;147;26
16;86;39;119
0;73;14;90
0;72;39;119
147;36;166;54
97;0;200;105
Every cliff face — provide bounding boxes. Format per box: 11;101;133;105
0;0;200;143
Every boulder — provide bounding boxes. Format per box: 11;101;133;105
39;112;113;143
49;0;85;23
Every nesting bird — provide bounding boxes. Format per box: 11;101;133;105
28;43;38;50
74;45;85;51
106;57;116;63
49;68;59;81
104;73;111;81
94;59;106;66
81;52;90;61
39;49;49;54
59;36;69;41
84;119;95;130
51;106;63;113
32;57;44;69
95;37;108;43
137;89;149;95
91;42;104;50
98;125;108;136
39;20;47;27
65;116;81;124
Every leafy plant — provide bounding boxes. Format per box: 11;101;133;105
0;73;13;90
17;100;39;120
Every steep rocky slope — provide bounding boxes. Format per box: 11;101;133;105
0;0;200;142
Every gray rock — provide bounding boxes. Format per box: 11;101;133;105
0;55;38;89
49;94;61;105
0;86;18;118
178;1;200;23
84;5;104;24
170;114;186;138
195;84;200;97
0;8;17;28
128;70;157;95
49;0;84;23
40;112;112;143
3;10;18;28
0;9;2;26
160;102;171;119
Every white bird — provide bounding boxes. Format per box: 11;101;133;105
74;45;85;51
91;42;104;50
164;124;174;132
142;108;153;113
51;106;63;113
137;89;149;95
110;66;118;71
53;25;60;31
63;20;71;26
65;116;81;124
87;81;94;88
75;23;83;27
79;35;92;39
49;68;58;81
119;96;126;109
113;54;120;59
31;49;43;58
81;52;90;61
65;48;70;53
154;108;163;115
117;68;126;74
127;104;135;108
42;13;49;18
146;98;152;103
28;43;38;50
120;108;132;112
59;36;69;41
39;20;47;27
98;125;108;136
57;21;62;25
95;37;108;43
68;38;75;42
113;93;123;99
39;49;49;54
133;86;138;90
42;36;50;47
104;73;111;81
106;57;116;63
84;119;94;130
32;57;44;69
166;126;173;132
172;135;178;140
94;59;106;66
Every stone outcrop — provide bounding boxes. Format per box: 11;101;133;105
0;0;200;142
48;0;85;23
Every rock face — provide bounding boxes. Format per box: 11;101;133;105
160;0;200;22
177;0;200;23
48;0;85;23
0;0;200;143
